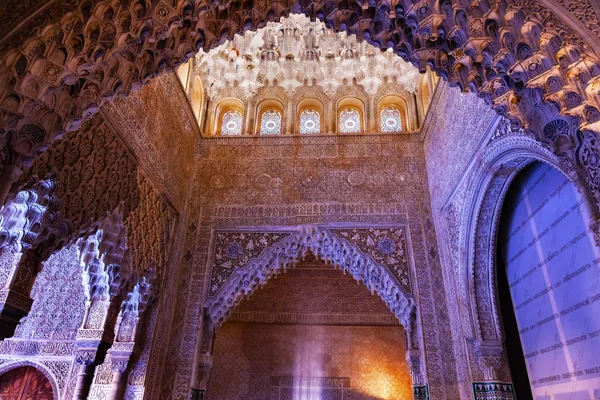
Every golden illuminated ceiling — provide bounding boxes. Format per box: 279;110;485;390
179;14;422;99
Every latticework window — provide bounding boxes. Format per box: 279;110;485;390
299;109;320;134
339;109;361;133
259;110;282;135
220;110;243;135
380;107;403;132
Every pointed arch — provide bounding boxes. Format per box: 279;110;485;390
455;126;597;380
0;361;60;399
205;226;416;329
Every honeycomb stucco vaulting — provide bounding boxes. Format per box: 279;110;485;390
1;1;600;400
1;0;600;204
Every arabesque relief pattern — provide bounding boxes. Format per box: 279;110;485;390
0;107;178;399
1;2;600;400
1;0;600;211
155;133;458;400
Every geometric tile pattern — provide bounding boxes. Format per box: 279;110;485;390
472;382;515;400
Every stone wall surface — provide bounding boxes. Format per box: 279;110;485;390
209;323;411;400
230;264;399;326
423;84;497;213
160;132;461;400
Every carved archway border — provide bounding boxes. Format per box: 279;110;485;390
205;87;248;136
205;225;416;329
462;133;594;345
290;86;329;134
0;359;62;399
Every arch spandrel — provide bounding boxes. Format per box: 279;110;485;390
205;225;415;329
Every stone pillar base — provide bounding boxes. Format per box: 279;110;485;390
472;382;515;400
413;384;429;400
190;388;206;400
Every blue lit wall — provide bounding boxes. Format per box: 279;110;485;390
500;162;600;399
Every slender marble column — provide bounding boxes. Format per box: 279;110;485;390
73;362;97;400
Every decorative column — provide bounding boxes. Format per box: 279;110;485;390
190;309;216;400
0;176;66;339
190;353;214;400
73;205;132;400
286;99;293;135
245;98;255;135
405;313;428;400
471;339;515;400
407;348;427;399
107;265;157;400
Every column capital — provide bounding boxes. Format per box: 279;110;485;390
74;328;114;366
472;339;504;381
108;341;135;372
406;348;424;386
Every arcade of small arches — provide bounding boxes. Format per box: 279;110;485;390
200;95;416;136
0;1;599;400
175;14;434;136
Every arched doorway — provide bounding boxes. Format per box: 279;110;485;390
497;162;600;398
208;259;413;399
0;366;54;400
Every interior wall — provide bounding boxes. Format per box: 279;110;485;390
229;264;400;326
209;323;411;400
422;82;499;394
207;264;412;399
499;162;600;399
167;131;460;400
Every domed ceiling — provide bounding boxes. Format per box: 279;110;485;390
190;14;421;97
